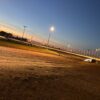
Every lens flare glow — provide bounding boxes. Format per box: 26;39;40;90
50;26;55;32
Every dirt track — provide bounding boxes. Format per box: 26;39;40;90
0;46;100;100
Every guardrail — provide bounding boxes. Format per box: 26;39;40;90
44;46;100;61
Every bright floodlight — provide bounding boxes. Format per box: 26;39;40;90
50;26;55;32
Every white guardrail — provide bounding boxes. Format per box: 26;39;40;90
45;47;100;61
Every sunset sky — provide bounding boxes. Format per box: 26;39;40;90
0;0;100;49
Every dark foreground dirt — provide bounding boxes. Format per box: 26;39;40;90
0;46;100;100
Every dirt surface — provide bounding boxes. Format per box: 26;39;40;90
0;46;100;100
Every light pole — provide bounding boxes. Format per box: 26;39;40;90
22;26;27;39
47;26;55;47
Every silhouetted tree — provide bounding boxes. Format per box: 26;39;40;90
0;31;13;38
0;31;28;42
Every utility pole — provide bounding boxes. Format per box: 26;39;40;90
47;33;51;46
22;26;27;39
30;36;33;42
